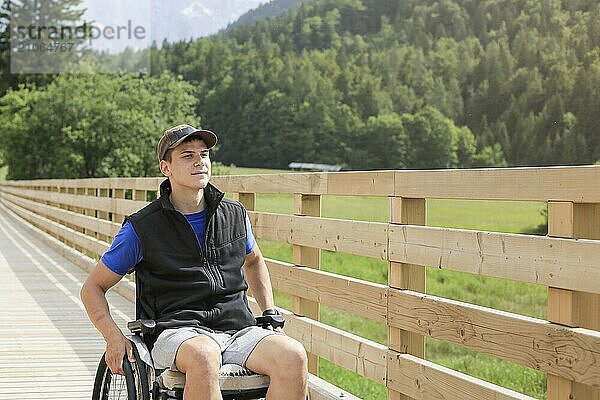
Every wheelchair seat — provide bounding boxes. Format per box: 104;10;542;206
157;364;270;399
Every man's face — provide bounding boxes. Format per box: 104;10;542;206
160;139;211;190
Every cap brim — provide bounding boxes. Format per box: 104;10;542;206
169;129;218;151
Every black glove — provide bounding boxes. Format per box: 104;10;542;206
256;308;285;330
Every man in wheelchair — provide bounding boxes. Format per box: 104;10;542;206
81;124;308;399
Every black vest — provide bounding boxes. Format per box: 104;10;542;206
127;179;256;338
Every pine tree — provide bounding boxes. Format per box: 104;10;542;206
3;0;86;91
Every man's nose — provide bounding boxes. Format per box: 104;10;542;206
193;154;204;166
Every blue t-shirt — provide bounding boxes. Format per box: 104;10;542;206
101;210;256;276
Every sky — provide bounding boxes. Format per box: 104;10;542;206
80;0;264;53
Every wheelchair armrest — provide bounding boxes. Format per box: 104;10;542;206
127;319;156;334
255;315;285;330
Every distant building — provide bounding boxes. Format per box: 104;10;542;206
288;162;342;172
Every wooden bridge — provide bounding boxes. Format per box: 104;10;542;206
0;166;599;400
0;203;133;399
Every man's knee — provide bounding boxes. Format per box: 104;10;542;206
253;335;307;378
176;336;221;375
282;337;308;370
267;336;308;392
280;338;308;374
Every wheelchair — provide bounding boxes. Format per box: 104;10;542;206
91;315;285;400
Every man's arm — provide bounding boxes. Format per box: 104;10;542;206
80;260;134;374
242;244;275;313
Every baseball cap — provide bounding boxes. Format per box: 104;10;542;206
157;124;218;161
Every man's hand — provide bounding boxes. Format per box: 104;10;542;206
257;309;285;333
81;261;132;374
105;332;135;375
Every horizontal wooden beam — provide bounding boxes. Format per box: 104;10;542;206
394;166;600;201
3;165;599;201
388;289;600;387
265;259;388;323
0;177;163;192
388;352;535;400
2;200;109;258
212;173;328;195
1;186;147;216
3;193;120;237
307;374;362;400
326;171;396;196
389;224;600;294
250;212;388;259
215;171;396;196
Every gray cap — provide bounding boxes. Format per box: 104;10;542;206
157;124;218;161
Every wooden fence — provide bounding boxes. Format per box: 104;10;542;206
1;166;600;400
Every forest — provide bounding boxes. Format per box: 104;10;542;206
1;0;599;178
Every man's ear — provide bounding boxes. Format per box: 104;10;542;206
159;160;171;177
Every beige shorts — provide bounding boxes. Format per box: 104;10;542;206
151;326;276;371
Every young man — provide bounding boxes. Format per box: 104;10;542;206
81;124;308;400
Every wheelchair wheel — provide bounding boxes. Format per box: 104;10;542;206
92;352;150;400
131;344;151;399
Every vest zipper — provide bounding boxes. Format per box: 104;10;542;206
204;213;225;290
179;212;218;292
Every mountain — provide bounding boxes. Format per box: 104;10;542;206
81;0;265;52
224;0;308;32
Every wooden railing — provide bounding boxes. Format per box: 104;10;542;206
1;166;600;400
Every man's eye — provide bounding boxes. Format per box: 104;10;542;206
183;154;192;158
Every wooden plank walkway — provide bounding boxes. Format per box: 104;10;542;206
0;204;133;399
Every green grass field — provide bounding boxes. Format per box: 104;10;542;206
217;166;549;399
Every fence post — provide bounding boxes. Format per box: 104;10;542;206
113;188;125;225
97;188;111;243
133;189;146;202
293;193;321;376
547;201;600;400
388;197;426;400
238;193;256;212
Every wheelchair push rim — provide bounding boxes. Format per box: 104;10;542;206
92;351;150;400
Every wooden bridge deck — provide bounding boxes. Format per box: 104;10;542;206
0;204;133;399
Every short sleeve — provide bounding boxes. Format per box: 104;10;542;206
100;220;143;275
245;213;256;254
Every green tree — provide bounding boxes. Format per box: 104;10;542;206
0;70;198;179
357;113;408;169
402;107;458;169
0;0;11;96
9;0;86;76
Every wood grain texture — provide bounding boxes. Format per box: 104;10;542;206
388;289;600;387
249;212;388;259
547;201;600;399
2;200;109;258
1;186;147;216
2;192;120;237
394;166;600;201
212;173;327;194
265;258;388;323
388;224;600;294
388;352;535;400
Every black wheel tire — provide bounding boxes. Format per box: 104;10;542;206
131;342;151;400
92;353;138;400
